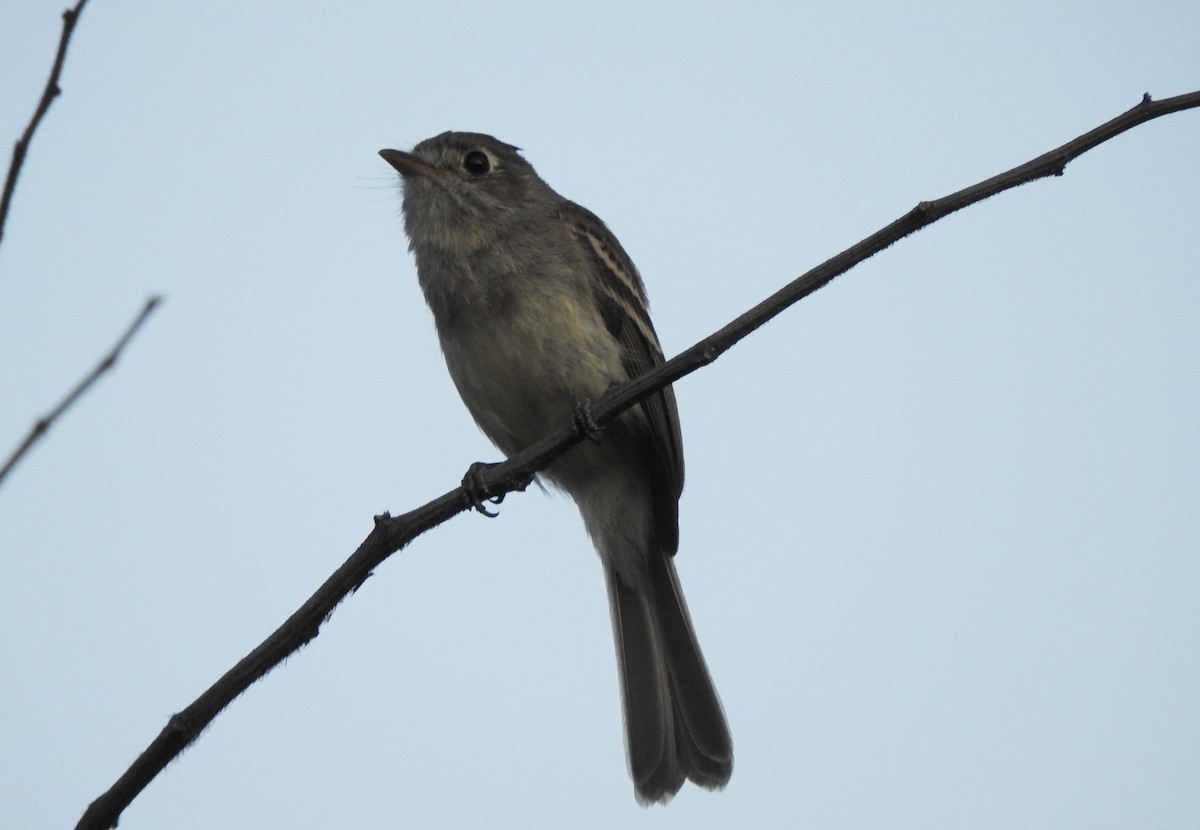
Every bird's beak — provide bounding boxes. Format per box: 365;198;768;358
379;149;448;180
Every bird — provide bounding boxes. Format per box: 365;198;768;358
380;132;732;803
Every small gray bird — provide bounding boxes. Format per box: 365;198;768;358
380;132;732;804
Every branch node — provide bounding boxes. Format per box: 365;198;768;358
165;711;198;743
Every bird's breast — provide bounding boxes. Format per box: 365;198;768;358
434;272;624;459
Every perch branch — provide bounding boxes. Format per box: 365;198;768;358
76;90;1200;830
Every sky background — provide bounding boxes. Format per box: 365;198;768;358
1;2;1197;828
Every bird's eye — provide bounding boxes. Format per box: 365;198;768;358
463;150;491;175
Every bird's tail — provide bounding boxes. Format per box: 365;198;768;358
605;550;733;804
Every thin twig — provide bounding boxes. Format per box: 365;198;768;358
0;297;162;488
75;90;1200;830
0;0;90;251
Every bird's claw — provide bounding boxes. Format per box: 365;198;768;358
572;398;604;444
463;461;503;517
462;462;536;517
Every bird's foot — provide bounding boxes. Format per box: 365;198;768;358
462;461;535;517
572;398;605;444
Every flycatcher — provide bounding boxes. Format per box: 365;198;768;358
380;132;732;804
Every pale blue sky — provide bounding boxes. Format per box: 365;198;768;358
2;2;1197;828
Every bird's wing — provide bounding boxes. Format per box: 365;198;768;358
561;201;685;552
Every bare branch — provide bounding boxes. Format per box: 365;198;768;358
75;90;1200;830
0;296;162;488
0;5;165;491
0;0;90;252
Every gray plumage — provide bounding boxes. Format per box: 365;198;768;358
380;132;732;804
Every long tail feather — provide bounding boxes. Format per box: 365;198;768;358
606;555;732;804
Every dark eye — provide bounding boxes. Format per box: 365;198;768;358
463;150;491;175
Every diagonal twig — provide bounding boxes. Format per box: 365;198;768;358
0;296;162;488
75;90;1200;830
0;0;91;252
